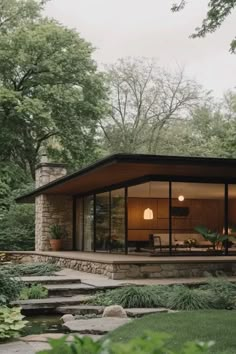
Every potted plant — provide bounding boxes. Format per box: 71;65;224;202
194;225;228;252
49;224;66;251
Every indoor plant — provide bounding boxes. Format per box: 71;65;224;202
49;224;66;251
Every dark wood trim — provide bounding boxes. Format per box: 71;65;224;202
125;187;128;255
169;181;172;256
82;197;84;251
225;183;229;255
93;194;96;252
72;196;77;251
109;191;112;253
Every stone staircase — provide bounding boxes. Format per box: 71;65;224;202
11;275;121;315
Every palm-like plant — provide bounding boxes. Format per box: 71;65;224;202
194;225;228;250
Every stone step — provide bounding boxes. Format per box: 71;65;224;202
63;317;131;335
21;333;103;343
57;305;105;316
21;276;81;285
57;305;169;317
125;307;169;317
45;283;97;297
11;295;92;315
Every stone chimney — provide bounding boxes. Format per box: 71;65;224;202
35;154;67;188
35;155;72;252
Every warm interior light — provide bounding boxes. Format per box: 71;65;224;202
143;208;154;220
178;195;184;202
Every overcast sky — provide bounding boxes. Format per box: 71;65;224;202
45;0;236;97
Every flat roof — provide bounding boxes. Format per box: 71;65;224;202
16;153;236;203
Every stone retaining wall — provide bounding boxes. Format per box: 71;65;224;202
6;253;236;280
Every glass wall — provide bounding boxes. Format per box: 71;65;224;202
111;189;125;253
83;195;94;251
75;181;236;255
228;185;236;252
171;183;224;252
127;182;169;253
95;192;110;252
75;198;83;250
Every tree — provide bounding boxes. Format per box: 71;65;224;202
100;58;200;154
154;91;236;158
0;0;46;32
172;1;236;52
0;0;107;178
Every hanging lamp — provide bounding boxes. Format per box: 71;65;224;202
178;195;184;202
143;182;154;220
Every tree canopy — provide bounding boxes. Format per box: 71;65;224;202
100;58;201;154
0;0;107;178
172;0;236;52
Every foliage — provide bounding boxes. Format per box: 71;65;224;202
171;0;236;52
200;277;236;309
0;0;107;178
19;284;48;300
100;57;200;154
37;332;212;354
150;94;236;158
91;285;169;308
0;296;7;306
0;269;23;303
194;225;228;249
0;164;35;250
49;224;66;240
167;286;212;311
0;203;35;250
1;262;61;276
0;306;27;341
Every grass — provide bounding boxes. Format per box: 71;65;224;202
105;310;236;354
1;263;61;276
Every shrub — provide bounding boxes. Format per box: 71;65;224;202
0;306;27;341
200;277;236;309
36;332;213;354
19;284;48;300
1;262;61;276
91;286;169;308
167;286;212;311
0;204;34;251
0;270;23;303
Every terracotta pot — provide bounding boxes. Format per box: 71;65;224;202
50;239;63;251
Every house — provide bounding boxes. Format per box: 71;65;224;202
17;153;236;258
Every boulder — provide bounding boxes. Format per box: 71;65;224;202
102;305;127;318
61;314;75;323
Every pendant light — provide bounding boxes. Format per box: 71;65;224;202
178;195;184;202
144;182;154;220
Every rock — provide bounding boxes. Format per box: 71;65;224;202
125;308;168;317
63;317;131;334
61;314;75;323
102;305;127;318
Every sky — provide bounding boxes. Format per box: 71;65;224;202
45;0;236;97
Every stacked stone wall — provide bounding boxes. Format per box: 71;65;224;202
35;195;73;251
5;252;236;280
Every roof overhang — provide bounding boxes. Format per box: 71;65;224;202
16;153;236;203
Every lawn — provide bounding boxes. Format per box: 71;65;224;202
105;310;236;354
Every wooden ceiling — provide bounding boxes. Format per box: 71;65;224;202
16;154;236;203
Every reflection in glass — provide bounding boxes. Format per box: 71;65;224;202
111;189;125;253
84;196;94;251
95;192;110;251
172;183;224;253
75;198;83;250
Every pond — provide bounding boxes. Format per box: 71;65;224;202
20;315;69;337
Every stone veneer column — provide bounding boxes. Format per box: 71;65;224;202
35;162;73;251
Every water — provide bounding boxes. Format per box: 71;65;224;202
20;315;68;336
